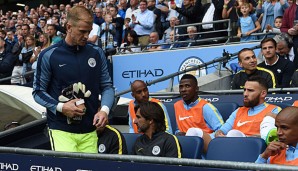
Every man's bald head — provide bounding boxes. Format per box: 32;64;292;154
277;106;298;124
275;106;298;146
130;80;149;103
131;80;146;91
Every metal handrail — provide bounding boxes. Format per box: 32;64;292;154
173;19;231;42
0;147;297;171
0;70;34;83
115;43;263;97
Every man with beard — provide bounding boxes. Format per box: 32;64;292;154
133;102;181;157
216;76;281;138
231;48;277;89
174;74;224;153
128;80;173;134
255;106;298;166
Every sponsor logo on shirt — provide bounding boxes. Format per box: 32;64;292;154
236;120;254;127
178;116;193;121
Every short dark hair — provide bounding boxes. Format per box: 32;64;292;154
238;48;254;62
47;24;57;30
108;4;118;11
180;74;198;85
134;102;166;132
39;18;46;22
22;24;30;30
139;0;148;4
275;16;283;21
261;37;276;48
247;75;268;92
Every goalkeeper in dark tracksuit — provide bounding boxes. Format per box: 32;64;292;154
32;6;114;153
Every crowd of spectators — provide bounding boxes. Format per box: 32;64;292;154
0;0;298;87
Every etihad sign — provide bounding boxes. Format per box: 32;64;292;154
30;165;62;171
0;162;19;170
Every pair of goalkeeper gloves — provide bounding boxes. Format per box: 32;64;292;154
58;82;91;124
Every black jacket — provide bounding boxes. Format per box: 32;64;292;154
175;0;202;39
0;46;17;84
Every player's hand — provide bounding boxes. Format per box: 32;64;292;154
93;111;108;128
215;130;226;137
261;141;287;159
62;99;85;118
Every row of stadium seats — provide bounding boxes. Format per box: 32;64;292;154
164;102;292;133
123;133;266;162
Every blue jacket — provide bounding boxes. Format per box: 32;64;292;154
33;40;114;133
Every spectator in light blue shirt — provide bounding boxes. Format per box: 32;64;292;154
129;0;155;46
